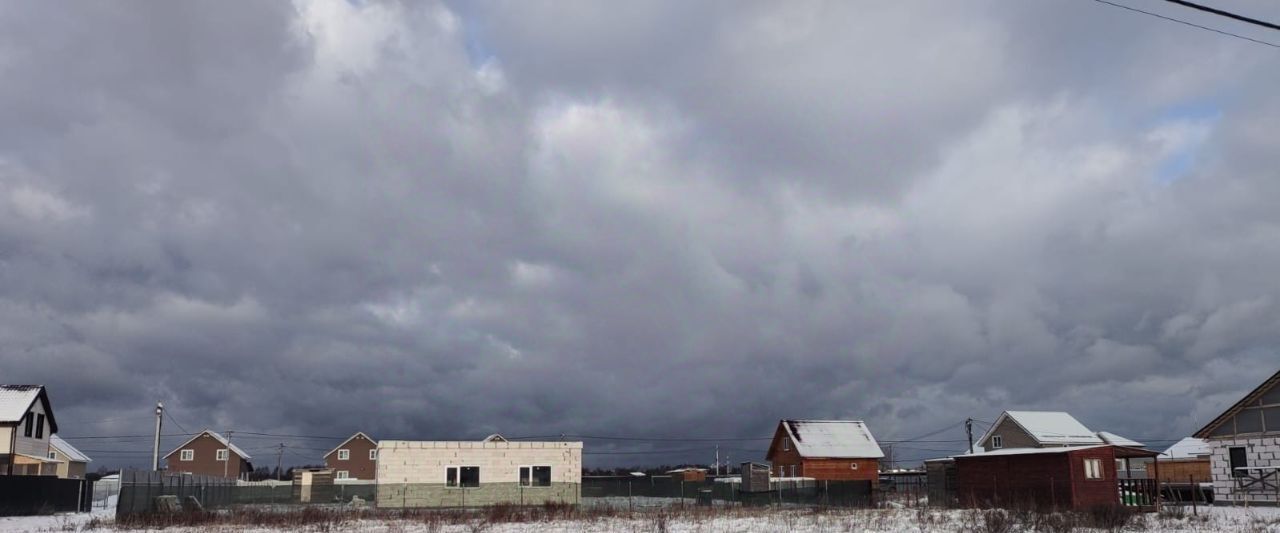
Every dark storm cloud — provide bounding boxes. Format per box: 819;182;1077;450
3;0;1280;467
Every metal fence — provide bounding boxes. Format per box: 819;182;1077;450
0;476;93;516
581;476;874;508
116;470;235;517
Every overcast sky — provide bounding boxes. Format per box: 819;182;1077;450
4;0;1280;469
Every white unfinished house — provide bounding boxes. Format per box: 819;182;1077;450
375;434;582;508
1194;368;1280;505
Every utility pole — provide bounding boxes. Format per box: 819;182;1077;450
224;430;234;479
276;443;285;481
965;418;974;455
152;402;164;471
715;445;720;476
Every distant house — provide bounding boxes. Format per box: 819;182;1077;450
324;432;377;480
163;430;254;479
49;435;91;479
766;420;884;484
1152;437;1211;484
1192;368;1280;505
977;411;1143;452
954;445;1156;510
665;467;708;482
376;435;582;508
0;385;60;476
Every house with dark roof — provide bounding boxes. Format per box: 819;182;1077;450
765;419;884;484
163;430;254;479
1192;367;1280;505
0;385;60;476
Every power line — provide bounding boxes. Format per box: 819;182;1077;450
164;411;190;435
1089;0;1280;48
1163;0;1280;32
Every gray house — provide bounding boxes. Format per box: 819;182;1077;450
1193;368;1280;505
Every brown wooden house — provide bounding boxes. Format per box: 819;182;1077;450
163;430;253;479
955;444;1158;510
765;419;883;484
324;432;377;480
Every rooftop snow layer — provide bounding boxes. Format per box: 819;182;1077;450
0;385;42;423
1003;411;1103;445
1096;431;1145;447
50;435;91;463
958;445;1107;458
783;420;884;459
1161;437;1210;459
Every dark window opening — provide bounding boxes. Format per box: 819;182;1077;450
446;467;458;487
35;414;44;439
460;466;480;487
521;466;551;487
1229;446;1248;477
23;414;32;438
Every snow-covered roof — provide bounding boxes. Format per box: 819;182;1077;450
0;385;42;423
50;435;91;463
981;411;1103;446
959;445;1107;458
780;420;884;459
1161;437;1210;459
1096;431;1144;447
164;430;252;460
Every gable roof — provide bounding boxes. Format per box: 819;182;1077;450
1194;368;1280;439
163;430;251;460
1161;437;1210;459
0;385;57;434
324;432;377;458
773;420;884;459
978;411;1103;447
50;434;91;463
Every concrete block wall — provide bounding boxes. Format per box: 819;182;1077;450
375;441;582;508
1208;436;1280;504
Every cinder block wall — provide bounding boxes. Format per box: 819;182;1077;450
1208;437;1280;504
375;440;582;508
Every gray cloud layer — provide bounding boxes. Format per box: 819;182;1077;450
2;0;1279;467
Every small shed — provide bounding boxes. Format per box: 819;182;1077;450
665;467;708;482
955;444;1159;511
740;462;771;493
924;458;957;507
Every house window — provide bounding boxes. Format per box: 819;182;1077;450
1229;447;1248;477
992;435;1003;449
1083;458;1103;479
336;471;349;479
782;438;790;451
777;466;784;477
35;414;44;439
520;466;552;487
216;449;228;461
48;451;57;460
447;466;480;488
23;414;33;438
369;450;378;461
180;450;194;461
338;449;350;461
789;465;796;477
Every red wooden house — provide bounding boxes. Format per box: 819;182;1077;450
766;420;884;485
954;444;1159;510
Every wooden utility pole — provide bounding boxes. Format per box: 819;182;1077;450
965;418;974;454
152;402;164;471
224;430;234;479
276;443;285;480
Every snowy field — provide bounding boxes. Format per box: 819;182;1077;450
3;504;1280;532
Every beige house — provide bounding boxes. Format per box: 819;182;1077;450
49;434;91;479
376;434;582;508
0;385;60;476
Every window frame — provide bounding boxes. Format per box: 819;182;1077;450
216;449;229;461
991;435;1003;449
446;465;481;488
35;414;44;439
337;449;350;461
1083;458;1104;480
369;449;378;461
23;414;33;438
782;437;789;452
48;451;57;460
336;470;350;480
519;465;553;488
180;449;194;462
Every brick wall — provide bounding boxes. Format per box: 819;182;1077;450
375;440;582;508
1208;436;1280;504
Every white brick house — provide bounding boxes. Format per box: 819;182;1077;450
1194;369;1280;505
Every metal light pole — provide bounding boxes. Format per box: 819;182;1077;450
152;402;164;471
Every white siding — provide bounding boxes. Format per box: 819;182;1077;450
13;400;50;458
377;441;582;485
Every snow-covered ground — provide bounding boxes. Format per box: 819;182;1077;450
3;504;1280;532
